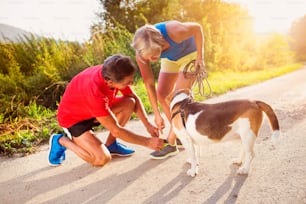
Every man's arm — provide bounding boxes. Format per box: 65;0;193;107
96;114;162;150
167;21;205;70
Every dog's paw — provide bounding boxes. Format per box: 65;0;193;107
186;158;192;164
187;169;196;177
231;158;242;166
237;166;249;175
187;167;198;177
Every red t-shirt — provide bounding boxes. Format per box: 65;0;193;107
57;65;133;128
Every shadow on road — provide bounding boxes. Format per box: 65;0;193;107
46;159;167;203
143;167;194;203
0;163;99;203
203;165;248;204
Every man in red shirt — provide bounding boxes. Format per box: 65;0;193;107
49;54;164;166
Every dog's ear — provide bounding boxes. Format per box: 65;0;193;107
182;89;191;95
181;88;193;97
166;89;190;104
188;89;194;98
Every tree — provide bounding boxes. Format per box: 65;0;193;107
289;14;306;61
200;0;254;70
96;0;172;33
255;34;293;68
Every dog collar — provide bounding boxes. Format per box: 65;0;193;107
171;98;192;128
171;109;186;128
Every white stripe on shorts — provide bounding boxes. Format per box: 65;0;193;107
62;127;72;140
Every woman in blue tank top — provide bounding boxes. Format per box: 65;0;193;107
132;20;206;159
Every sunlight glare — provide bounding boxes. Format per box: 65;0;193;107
227;0;306;33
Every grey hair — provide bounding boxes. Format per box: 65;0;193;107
132;24;164;57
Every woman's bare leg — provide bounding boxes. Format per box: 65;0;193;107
157;71;196;145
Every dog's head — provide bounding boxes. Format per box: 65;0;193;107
166;89;194;111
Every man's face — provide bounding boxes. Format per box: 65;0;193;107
107;74;134;89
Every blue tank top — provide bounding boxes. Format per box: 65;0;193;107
155;22;196;61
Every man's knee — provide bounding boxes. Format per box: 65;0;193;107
92;156;111;166
89;144;112;166
123;97;136;115
92;153;111;166
119;96;136;110
125;96;136;107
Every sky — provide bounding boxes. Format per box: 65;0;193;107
0;0;305;42
0;0;101;42
228;0;306;34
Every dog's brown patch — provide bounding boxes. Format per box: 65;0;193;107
169;89;279;141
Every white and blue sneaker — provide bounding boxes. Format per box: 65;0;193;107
107;140;135;156
48;133;66;166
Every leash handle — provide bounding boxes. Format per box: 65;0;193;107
183;60;212;97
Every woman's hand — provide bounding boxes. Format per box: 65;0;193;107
146;122;159;137
195;59;207;78
154;114;165;134
195;59;206;72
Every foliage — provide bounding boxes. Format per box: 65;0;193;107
0;36;88;115
96;0;172;33
0;101;60;156
255;34;294;69
200;1;256;71
289;14;306;61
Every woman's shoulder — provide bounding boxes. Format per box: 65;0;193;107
154;20;176;27
154;21;167;29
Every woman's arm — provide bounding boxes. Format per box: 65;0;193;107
129;88;159;137
166;21;205;69
135;54;165;132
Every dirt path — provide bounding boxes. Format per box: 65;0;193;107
1;67;306;204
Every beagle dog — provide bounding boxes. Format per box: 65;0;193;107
169;89;280;177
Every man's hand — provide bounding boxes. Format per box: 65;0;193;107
147;137;164;150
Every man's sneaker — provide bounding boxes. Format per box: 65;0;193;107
107;140;135;156
150;143;179;159
48;133;66;166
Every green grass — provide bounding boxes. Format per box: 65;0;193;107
0;63;303;156
192;63;303;101
0;102;61;156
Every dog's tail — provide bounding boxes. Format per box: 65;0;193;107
256;101;280;142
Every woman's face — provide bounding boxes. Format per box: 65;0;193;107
140;49;161;62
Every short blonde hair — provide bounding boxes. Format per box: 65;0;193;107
132;24;164;57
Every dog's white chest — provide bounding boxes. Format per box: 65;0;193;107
185;111;212;144
172;111;211;145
